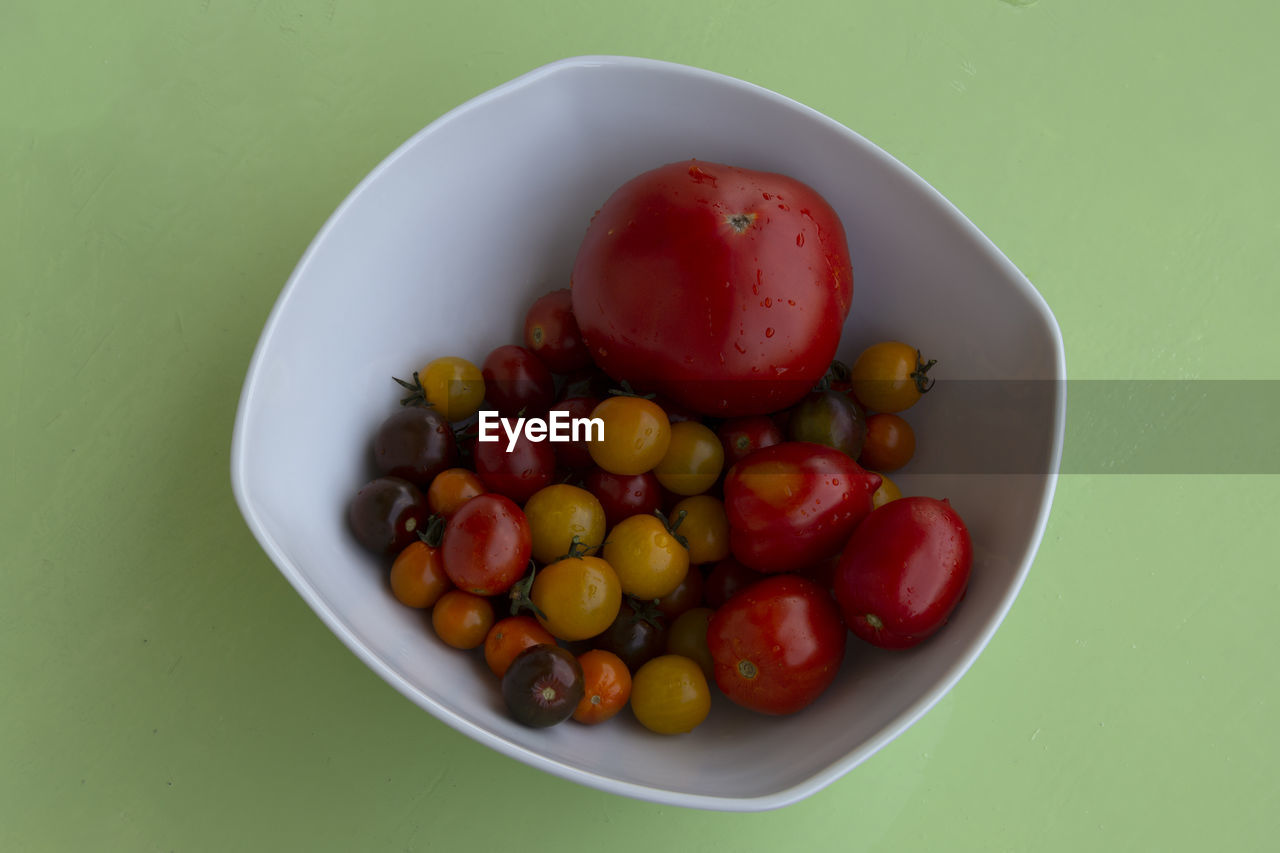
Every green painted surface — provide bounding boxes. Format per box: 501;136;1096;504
3;1;1277;849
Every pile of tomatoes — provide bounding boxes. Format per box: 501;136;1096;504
347;286;973;734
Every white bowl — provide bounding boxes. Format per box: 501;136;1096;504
231;55;1066;811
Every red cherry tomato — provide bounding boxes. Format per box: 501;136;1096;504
716;415;784;466
707;574;846;715
548;396;600;471
481;345;555;418
440;494;532;596
584;467;662;529
832;497;973;649
472;433;556;505
723;442;880;573
524;288;592;374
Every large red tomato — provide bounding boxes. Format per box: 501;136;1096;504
723;442;880;574
571;160;853;417
706;574;846;715
832;497;973;649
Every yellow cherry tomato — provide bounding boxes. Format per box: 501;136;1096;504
529;556;621;641
653;421;724;496
870;472;902;509
587;396;671;476
670;495;729;565
630;655;711;735
523;484;606;564
602;513;689;600
848;341;936;413
417;356;485;422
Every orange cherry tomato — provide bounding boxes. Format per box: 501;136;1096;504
573;649;632;724
427;468;486;517
858;413;916;472
389;540;452;608
848;342;935;413
431;590;494;650
484;616;557;678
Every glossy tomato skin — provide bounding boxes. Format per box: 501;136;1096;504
833;497;972;649
348;477;430;557
472;433;556;505
524;288;591;374
482;345;556;418
585;468;662;529
372;407;457;487
440;494;532;596
547;396;599;471
717;415;784;466
707;574;846;715
572;160;853;417
723;442;880;573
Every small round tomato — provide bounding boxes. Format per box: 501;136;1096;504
666;607;714;679
703;558;764;608
653;421;724;496
373;407;457;487
482;345;556;418
426;468;486;518
670;495;729;565
440;494;532;596
573;650;632;724
787;390;867;459
858;413;916;472
431;590;495;650
472;432;556;505
349;476;430;557
654;564;704;619
523;484;606;564
630;655;711;735
593;598;668;672
716;415;784;466
529;555;622;641
587;396;671;476
707;574;846;715
524;288;592;374
585;468;662;529
502;644;584;728
602;513;689;600
848;342;936;413
871;472;902;508
484;616;556;678
400;357;485;423
833;496;972;649
389;538;451;608
548;396;600;471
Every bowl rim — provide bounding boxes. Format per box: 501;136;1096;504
229;53;1068;812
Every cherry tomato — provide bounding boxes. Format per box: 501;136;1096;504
523;484;606;564
787;390;867;459
389;538;451;608
848;341;936;413
593;598;668;672
573;650;632;724
666;607;714;680
858;413;916;472
723;442;880;573
472;432;556;505
431;590;495;650
400;357;485;423
502;644;584;728
704;558;764;608
669;495;729;565
524;288;591;374
654;564;704;619
587;396;671;476
529;555;622;641
548;396;600;471
349;476;430;557
871;472;903;508
833;497;972;649
585;468;662;529
426;468;485;518
653;421;724;496
484;616;556;678
717;415;784;466
372;407;457;487
707;574;846;715
602;513;689;600
630;655;711;735
482;345;556;418
440;494;532;595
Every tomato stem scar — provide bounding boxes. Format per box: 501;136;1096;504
737;659;759;679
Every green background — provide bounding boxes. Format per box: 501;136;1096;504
4;0;1277;849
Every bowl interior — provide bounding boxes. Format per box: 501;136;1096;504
232;56;1064;809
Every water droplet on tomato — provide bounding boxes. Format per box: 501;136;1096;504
733;341;747;354
796;233;805;247
763;297;772;308
764;327;775;338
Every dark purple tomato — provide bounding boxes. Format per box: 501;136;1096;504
482;345;555;418
501;644;585;727
786;390;867;458
348;476;430;557
372;407;457;486
593;599;668;672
